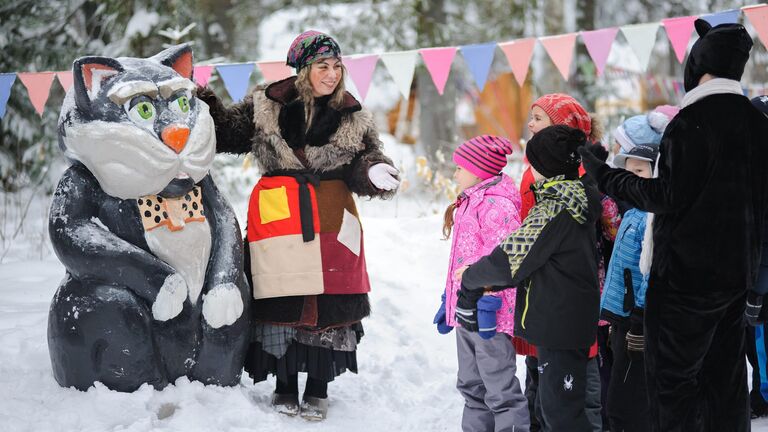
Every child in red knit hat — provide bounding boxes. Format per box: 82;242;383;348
519;93;616;432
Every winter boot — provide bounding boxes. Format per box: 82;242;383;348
300;395;328;421
271;392;300;416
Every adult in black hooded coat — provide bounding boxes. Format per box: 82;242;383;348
579;20;768;431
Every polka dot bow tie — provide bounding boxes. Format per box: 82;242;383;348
138;186;206;232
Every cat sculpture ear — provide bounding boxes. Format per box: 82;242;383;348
151;43;194;80
72;56;124;113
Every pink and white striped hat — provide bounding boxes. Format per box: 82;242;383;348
452;135;514;180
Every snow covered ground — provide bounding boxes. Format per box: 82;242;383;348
3;209;768;431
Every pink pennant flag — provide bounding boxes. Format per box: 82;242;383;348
18;72;55;116
580;28;618;77
343;55;379;102
744;5;768;50
539;33;578;81
662;16;697;63
256;61;293;83
419;47;458;95
499;38;536;86
193;65;214;87
56;71;73;92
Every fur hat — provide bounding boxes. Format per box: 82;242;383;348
684;20;752;92
526;125;587;179
286;30;341;71
531;94;592;139
453;135;514;180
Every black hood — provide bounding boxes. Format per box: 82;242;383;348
684;19;752;92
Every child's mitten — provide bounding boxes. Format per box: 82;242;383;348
477;295;503;340
433;293;454;334
455;288;482;332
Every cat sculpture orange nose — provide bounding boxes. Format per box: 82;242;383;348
161;125;190;153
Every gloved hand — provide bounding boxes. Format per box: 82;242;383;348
577;146;609;183
746;291;765;326
368;163;400;191
455;288;483;332
585;142;609;162
477;295;503;340
626;307;644;356
433;293;454;334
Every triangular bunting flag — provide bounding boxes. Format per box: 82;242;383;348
56;71;73;92
539;33;577;81
18;72;55;116
744;5;768;49
0;73;16;120
621;23;660;71
380;51;417;99
343;55;379;102
662;16;697;63
702;9;740;27
499;38;536;86
193;65;214;87
255;61;293;83
580;28;618;76
215;63;254;102
459;43;497;91
419;47;457;95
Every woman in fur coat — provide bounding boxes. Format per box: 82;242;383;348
197;30;399;421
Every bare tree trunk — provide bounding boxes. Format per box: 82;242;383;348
414;0;456;175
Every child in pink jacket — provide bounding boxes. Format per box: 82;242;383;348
433;135;529;431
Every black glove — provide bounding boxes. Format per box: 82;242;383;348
626;308;644;355
586;142;609;162
577;146;609;183
455;287;483;332
746;291;764;326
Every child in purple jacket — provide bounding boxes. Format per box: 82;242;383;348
433;135;530;431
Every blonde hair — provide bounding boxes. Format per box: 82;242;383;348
294;60;347;128
589;113;604;143
442;201;457;240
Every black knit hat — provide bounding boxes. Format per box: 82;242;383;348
526;125;587;179
684;20;753;92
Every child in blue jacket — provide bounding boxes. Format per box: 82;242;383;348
600;144;658;432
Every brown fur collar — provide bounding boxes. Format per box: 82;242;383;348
249;84;378;173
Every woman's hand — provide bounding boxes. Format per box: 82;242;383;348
368;163;400;190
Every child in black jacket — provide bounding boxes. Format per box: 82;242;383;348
456;125;602;431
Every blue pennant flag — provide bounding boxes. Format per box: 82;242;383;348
701;9;740;27
460;43;497;91
0;73;16;120
216;63;255;102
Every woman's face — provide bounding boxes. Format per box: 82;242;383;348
528;106;552;136
454;166;482;194
309;58;343;97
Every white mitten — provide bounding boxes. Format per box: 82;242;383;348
152;273;187;321
202;283;244;329
367;163;400;191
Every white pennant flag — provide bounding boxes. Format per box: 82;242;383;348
380;51;417;100
621;23;660;71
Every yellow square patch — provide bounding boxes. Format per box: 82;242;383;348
259;186;291;224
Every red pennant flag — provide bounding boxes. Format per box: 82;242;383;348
744;5;768;49
18;72;56;116
499;38;536;86
56;71;74;92
193;66;214;87
419;47;458;95
662;16;697;63
256;61;293;83
539;33;578;81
